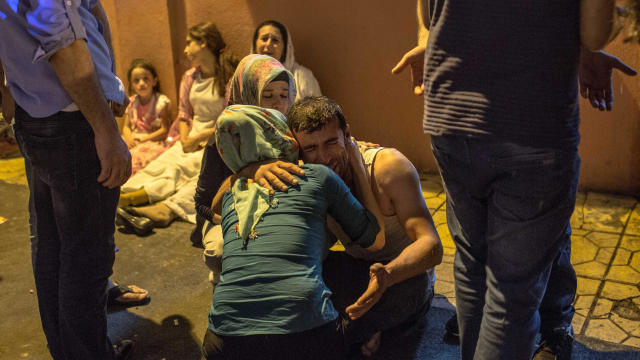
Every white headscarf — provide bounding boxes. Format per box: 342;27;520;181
252;21;322;101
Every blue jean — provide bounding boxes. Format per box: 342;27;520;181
539;233;576;337
430;135;579;360
14;107;118;360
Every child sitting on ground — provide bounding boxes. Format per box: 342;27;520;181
121;58;171;175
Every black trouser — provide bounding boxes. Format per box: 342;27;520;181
14;107;118;359
322;251;433;345
201;319;346;360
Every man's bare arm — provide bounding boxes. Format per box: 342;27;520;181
91;1;129;117
418;0;430;33
346;149;442;320
391;0;430;94
0;62;15;122
49;39;130;187
581;0;619;50
375;149;443;285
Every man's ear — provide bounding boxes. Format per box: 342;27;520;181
345;123;352;139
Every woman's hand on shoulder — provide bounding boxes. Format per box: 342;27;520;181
239;160;305;194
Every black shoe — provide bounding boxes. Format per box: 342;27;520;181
116;207;154;236
113;339;135;360
533;326;574;360
443;313;459;345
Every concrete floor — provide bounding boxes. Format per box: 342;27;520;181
1;157;640;359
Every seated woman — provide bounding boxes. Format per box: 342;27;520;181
118;22;238;230
121;59;171;175
252;20;322;100
193;54;300;255
202;104;385;360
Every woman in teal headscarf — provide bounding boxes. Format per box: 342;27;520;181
201;104;385;360
195;54;300;275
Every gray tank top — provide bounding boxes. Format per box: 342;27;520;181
344;146;435;287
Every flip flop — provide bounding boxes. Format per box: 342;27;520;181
107;282;151;312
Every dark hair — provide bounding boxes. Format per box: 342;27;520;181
287;96;347;133
188;22;239;96
271;71;290;83
127;58;160;95
253;20;288;63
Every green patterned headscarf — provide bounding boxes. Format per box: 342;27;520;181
227;54;296;110
215;105;299;247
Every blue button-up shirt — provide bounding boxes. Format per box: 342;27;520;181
0;0;125;118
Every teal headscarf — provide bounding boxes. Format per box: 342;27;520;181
215;105;299;247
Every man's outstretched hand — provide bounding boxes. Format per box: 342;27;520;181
392;45;426;95
579;49;637;111
346;263;390;320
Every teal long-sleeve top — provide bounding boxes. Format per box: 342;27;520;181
208;164;380;335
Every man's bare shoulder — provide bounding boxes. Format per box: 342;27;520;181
372;148;420;189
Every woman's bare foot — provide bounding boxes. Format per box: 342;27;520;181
131;203;177;227
361;331;382;357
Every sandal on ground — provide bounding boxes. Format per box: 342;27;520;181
107;282;151;311
116;207;154;236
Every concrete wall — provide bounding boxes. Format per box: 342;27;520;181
102;0;640;194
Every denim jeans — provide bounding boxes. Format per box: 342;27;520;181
430;135;579;360
539;232;577;337
14;107;118;359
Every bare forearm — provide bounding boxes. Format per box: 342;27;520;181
121;124;133;142
140;127;169;142
179;121;190;141
581;0;618;50
195;128;216;142
50;39;117;137
0;64;15;121
142;108;171;142
385;236;442;287
417;0;430;35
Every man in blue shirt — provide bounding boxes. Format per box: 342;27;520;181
0;1;131;359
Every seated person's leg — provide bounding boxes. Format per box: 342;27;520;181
127;202;176;227
202;222;223;285
119;188;150;207
324;251;432;345
323;251;371;312
201;328;225;360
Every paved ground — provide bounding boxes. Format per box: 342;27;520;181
1;156;639;359
419;172;640;349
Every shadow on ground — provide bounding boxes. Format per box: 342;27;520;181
108;312;202;360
